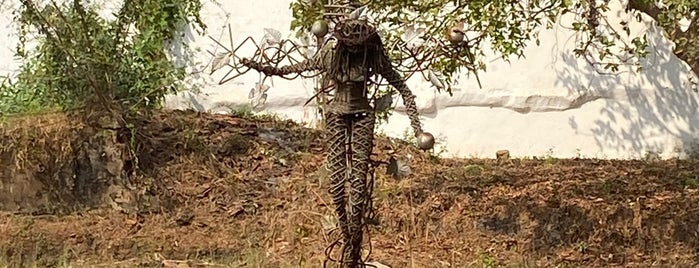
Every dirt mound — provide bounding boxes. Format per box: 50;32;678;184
0;109;697;267
0;112;132;215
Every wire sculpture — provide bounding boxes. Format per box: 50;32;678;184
206;2;480;267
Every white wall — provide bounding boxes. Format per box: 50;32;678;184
2;0;698;159
0;1;21;80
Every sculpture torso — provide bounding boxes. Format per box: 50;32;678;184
319;39;373;115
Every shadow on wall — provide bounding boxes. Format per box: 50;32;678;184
554;24;699;158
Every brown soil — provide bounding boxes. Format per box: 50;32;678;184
0;109;697;267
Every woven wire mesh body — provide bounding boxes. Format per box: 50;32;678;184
324;112;376;267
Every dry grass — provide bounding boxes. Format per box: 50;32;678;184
0;112;86;213
0;111;82;169
0;109;697;267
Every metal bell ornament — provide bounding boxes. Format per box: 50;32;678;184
417;132;435;150
311;20;329;38
447;26;465;45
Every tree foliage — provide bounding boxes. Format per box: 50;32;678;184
290;0;698;93
0;0;205;116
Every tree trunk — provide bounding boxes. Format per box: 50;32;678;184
628;0;699;79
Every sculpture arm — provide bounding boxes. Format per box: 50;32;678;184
240;57;321;76
377;57;424;138
240;41;332;76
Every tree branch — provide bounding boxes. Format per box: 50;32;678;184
628;0;698;78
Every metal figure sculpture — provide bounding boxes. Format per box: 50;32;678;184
239;18;434;267
205;2;489;267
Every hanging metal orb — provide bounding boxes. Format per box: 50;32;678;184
417;132;435;150
311;20;329;38
448;27;464;44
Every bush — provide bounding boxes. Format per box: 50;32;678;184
0;0;205;116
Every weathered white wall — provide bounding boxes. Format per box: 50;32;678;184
2;0;698;159
0;2;21;80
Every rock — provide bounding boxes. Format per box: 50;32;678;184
365;261;391;268
496;149;510;160
387;156;411;178
644;151;661;162
161;260;191;268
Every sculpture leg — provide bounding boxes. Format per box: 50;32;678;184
344;111;376;267
325;112;351;240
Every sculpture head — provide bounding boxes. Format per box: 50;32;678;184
327;19;390;80
333;19;380;52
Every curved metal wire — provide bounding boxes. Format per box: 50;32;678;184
208;23;476;93
207;25;323;86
